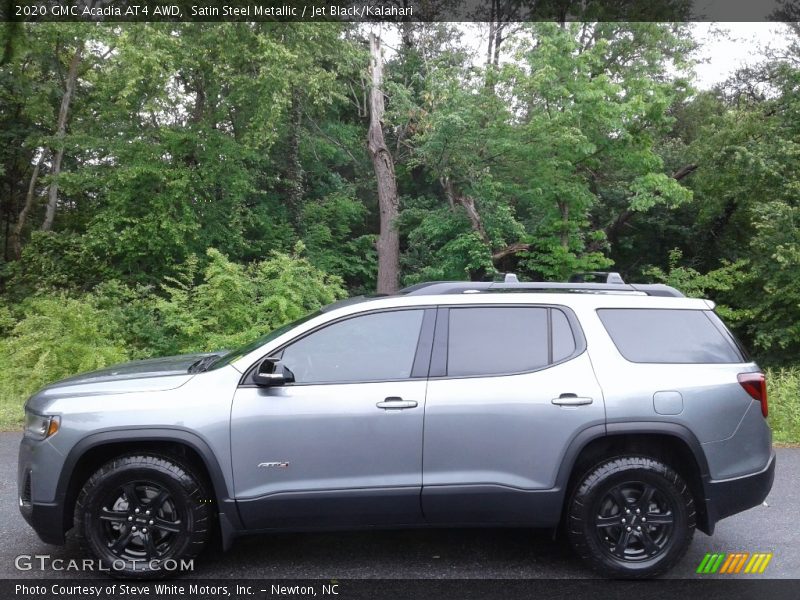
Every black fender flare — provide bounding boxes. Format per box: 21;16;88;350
553;421;713;532
57;427;242;548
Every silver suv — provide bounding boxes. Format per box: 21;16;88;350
18;274;775;579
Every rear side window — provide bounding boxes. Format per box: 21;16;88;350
597;308;745;364
446;306;580;377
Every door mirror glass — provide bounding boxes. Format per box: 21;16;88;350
253;357;295;387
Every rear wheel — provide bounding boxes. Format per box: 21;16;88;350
567;456;695;578
75;454;210;579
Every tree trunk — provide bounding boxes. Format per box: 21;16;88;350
285;86;304;224
368;33;400;295
12;151;46;258
442;176;490;246
442;177;530;269
42;41;83;232
557;199;570;249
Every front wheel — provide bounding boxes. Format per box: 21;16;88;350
75;454;211;579
567;456;695;578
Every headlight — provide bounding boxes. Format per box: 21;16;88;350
23;411;60;440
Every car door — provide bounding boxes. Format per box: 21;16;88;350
421;305;605;525
231;307;434;530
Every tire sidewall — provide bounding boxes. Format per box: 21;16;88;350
76;456;207;578
568;457;695;578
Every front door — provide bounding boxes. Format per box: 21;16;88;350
231;308;433;530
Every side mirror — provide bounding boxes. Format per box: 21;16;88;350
253;357;295;387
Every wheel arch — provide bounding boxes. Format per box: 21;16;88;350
58;428;241;548
557;422;712;534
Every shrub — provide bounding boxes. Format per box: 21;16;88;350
0;294;128;426
767;367;800;444
157;244;346;352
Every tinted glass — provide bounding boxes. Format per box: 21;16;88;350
281;310;424;383
448;307;548;377
597;309;744;364
209;311;320;370
552;309;576;362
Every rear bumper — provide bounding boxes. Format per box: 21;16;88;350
704;451;775;533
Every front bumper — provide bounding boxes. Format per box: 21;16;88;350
19;500;66;545
18;435;67;545
704;451;776;532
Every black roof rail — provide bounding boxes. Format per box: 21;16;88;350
569;271;626;284
398;275;684;298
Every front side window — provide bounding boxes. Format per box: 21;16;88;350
281;310;425;384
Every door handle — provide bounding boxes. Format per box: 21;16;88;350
551;393;593;406
376;397;418;410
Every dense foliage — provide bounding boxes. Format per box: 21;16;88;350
0;22;799;436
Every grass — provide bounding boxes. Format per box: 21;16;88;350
0;400;22;432
1;368;799;442
767;367;800;444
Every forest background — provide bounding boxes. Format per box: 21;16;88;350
0;18;798;441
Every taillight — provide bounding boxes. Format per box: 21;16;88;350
738;372;768;418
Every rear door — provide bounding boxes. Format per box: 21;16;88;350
421;305;605;524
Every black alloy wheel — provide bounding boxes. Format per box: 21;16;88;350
593;480;675;561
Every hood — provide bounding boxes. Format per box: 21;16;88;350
27;352;221;406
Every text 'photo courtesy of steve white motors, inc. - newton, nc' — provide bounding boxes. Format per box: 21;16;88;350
15;3;413;18
14;582;336;597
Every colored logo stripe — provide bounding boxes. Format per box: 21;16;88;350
698;552;772;574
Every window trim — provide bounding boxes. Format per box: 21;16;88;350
238;307;436;387
596;307;747;365
429;304;587;381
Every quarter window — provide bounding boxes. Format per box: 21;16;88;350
597;308;745;364
281;310;425;384
552;308;576;362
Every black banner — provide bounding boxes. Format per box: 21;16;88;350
1;0;799;22
4;579;800;600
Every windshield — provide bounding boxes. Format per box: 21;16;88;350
207;311;321;370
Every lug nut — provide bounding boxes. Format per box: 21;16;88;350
134;508;140;514
145;510;151;516
127;516;133;521
625;509;631;514
149;520;154;525
636;508;641;514
142;528;147;534
626;526;632;532
131;526;137;532
637;526;642;531
642;517;646;522
621;518;626;524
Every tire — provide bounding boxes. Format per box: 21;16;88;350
566;456;695;579
74;453;211;579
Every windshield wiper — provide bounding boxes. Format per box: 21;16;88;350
188;355;220;374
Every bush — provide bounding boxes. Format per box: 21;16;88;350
0;246;346;429
0;294;128;427
767;367;800;444
157;244;346;352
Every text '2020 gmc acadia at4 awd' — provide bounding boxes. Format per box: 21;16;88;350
19;274;775;579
